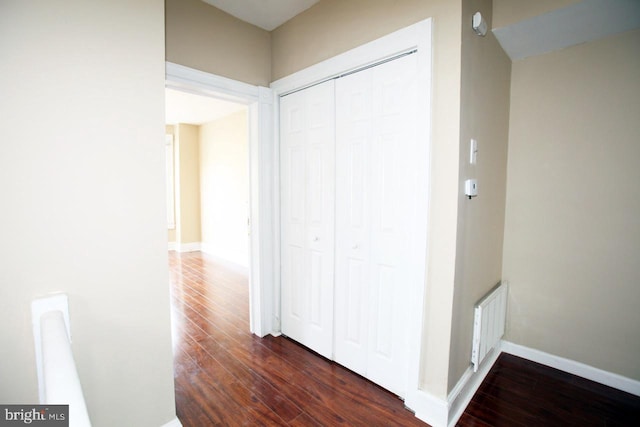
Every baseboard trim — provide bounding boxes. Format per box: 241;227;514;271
160;417;182;427
413;340;640;427
501;341;640;396
407;389;448;427
406;345;502;427
168;242;177;251
176;242;201;253
447;346;501;427
200;244;249;273
377;340;639;427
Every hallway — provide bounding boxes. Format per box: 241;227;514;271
169;251;639;426
169;251;426;426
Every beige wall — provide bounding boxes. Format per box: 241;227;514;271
492;0;581;28
200;110;250;267
175;124;201;244
166;125;176;243
272;0;463;398
502;29;640;380
0;0;176;425
165;0;271;86
449;0;511;390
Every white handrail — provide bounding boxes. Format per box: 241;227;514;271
32;295;92;427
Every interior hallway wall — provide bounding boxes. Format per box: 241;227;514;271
0;0;177;425
449;0;511;390
502;28;640;381
165;0;271;86
200;110;250;267
175;123;202;245
166;124;177;243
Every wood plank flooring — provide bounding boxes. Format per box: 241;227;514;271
170;251;640;426
459;353;639;426
169;251;425;426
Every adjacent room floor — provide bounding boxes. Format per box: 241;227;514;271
169;251;639;426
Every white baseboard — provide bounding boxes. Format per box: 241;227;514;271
407;389;448;427
160;417;182;427
406;345;502;427
176;242;201;253
446;346;501;427
168;242;177;251
501;341;640;397
200;243;249;273
393;340;640;427
411;340;640;427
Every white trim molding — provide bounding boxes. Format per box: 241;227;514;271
446;347;502;427
271;19;433;95
174;242;201;253
166;62;276;338
166;62;259;104
501;341;640;397
403;338;640;427
200;244;250;274
408;346;501;427
248;86;276;338
160;417;182;427
167;242;177;251
271;17;433;416
408;390;448;427
32;294;72;404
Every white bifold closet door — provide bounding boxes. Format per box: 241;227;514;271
334;53;418;397
280;80;336;359
280;53;419;397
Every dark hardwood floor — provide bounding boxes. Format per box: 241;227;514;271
170;251;640;426
457;354;639;426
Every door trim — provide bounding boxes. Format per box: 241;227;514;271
270;18;433;409
166;62;276;337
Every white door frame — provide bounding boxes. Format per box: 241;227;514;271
271;18;433;409
165;62;276;337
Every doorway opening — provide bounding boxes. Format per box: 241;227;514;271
165;62;276;339
165;87;250;269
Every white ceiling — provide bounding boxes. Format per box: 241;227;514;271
201;0;320;31
165;88;246;125
493;0;640;60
